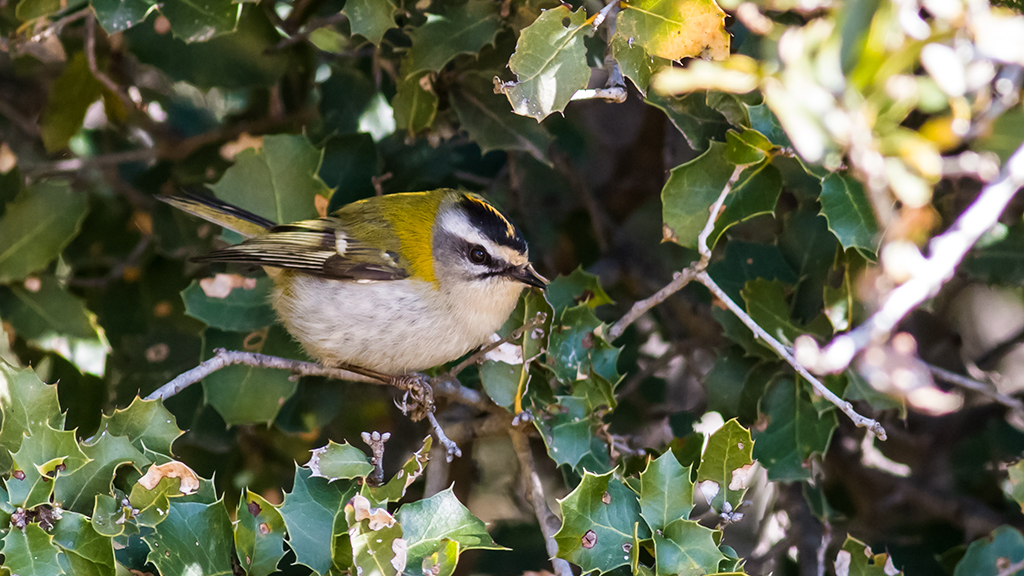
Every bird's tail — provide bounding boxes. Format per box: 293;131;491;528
158;191;276;239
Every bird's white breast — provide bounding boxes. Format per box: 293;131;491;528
272;273;524;374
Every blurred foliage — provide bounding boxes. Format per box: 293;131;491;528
2;0;1024;573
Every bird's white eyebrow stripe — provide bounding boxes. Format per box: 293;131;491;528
439;211;503;259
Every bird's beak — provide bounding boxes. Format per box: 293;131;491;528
510;263;548;289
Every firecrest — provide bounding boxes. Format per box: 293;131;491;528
162;189;547;377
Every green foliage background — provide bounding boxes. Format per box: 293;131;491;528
2;0;1024;573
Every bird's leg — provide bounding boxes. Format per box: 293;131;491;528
336;364;434;422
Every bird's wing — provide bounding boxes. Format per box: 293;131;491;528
192;218;410;281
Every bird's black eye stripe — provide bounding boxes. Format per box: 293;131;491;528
468;244;489;265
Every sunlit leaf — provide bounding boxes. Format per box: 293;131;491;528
616;0;730;60
639;451;694;532
695;418;753;512
397;487;503;567
2;523;63;576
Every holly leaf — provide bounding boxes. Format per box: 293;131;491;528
647;92;730;152
616;0;730;60
143;500;235;576
51;510;117;576
345;494;405;576
209;133;331;226
54;432;149;514
9;423;90;509
397;487;504;568
394;72;439;136
639;451;694;532
819;173;879;254
2;523;64;576
504;5;593;121
611;31;669;96
159;0;240;42
201;325;301;425
0;181;88;284
92;0;154;33
696;419;753;512
554;470;646;573
752;379;837;481
545;267;613;314
451;74;554;163
181;275;276;332
98;396;183;457
954;526;1024;576
403;0;502;75
0;362;65;471
280;466;357;573
235;490;287;576
835;535;904;575
535;413;594;469
0;275;100;341
661;141;734;248
652;519;726;576
344;0;397;44
307;441;374;481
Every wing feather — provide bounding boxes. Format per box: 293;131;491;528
192;217;409;281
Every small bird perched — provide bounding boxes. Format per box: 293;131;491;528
162;189;547;381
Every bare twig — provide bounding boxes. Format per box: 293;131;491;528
146;349;378;401
926;363;1024;414
270;12;347;52
426;412;462;462
360;431;390;487
569;87;627;103
84;12;137;115
510;430;573;576
797;139;1024;375
697;271;887;439
697;166;744;266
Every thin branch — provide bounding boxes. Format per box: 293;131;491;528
569;87;627;103
798;139;1024;375
510;429;573;576
427;412;462;462
84;12;137;115
926;363;1024;414
696;270;887;439
145;349;378;401
697;165;744;266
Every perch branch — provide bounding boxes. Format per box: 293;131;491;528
798;139;1024;375
448;315;546;377
511;429;573;576
696;271;887;439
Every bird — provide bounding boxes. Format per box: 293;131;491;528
161;189;547;386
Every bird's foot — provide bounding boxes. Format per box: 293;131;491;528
390;373;433;422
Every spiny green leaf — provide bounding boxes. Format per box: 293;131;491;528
181;276;275;332
639;451;694;532
2;523;64;576
209;133;331;226
554;470;646;573
397;486;503;567
535;414;594;469
646;92;730;152
616;0;729;60
0;362;65;472
344;0;397;44
836;535;904;575
235;490;287;576
91;494;131;538
307;440;374;481
394;72;439;136
696;419;753;512
752;378;837;481
54;432;148;514
651;519;726;576
611;30;669;96
9;423;90;508
0;181;88;284
51;510;116;576
280;466;357;573
0;275;100;341
819;173;879;254
661;141;734;248
143;500;235;576
403;0;502;76
954;526;1024;576
451;74;554;163
159;0;240;42
345;494;404;576
505;5;593;121
545;267;614;314
707;160;783;248
91;0;154;33
98;396;182;457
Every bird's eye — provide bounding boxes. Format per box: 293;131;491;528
469;245;488;264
